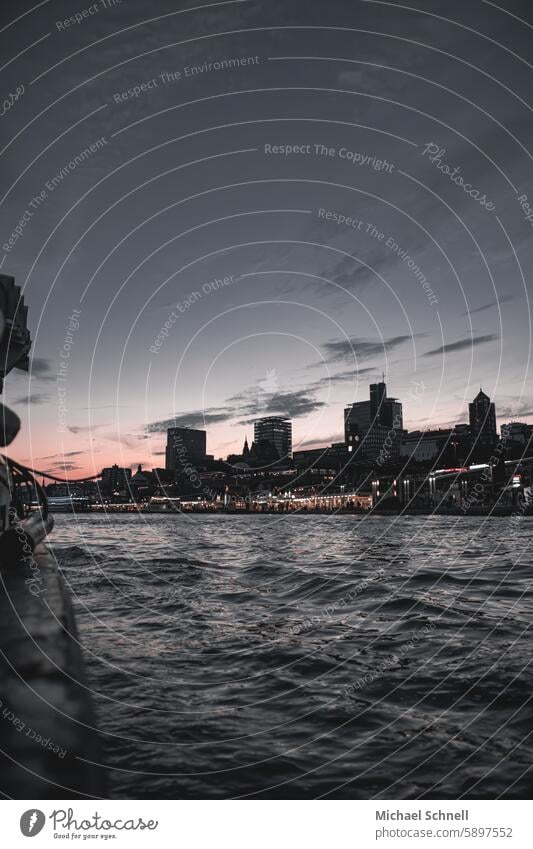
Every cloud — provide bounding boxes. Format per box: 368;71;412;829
101;432;139;450
13;392;49;405
28;358;55;382
312;367;375;386
423;334;499;357
496;400;533;419
498;409;533;420
327;255;370;290
237;390;326;423
40;450;84;460
321;335;419;364
146;408;231;433
463;296;514;316
46;462;81;472
146;388;327;434
296;432;344;448
67;424;107;434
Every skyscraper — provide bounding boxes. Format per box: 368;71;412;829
254;416;292;459
370;381;387;419
469;389;497;453
344;382;404;461
165;426;207;471
101;465;132;493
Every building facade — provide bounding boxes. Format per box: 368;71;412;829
293;442;348;470
469;389;497;454
344;382;404;462
400;425;471;466
400;430;448;463
501;421;533;445
165;426;207;471
101;465;132;493
501;421;533;459
254;416;292;459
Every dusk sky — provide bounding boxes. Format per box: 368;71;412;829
2;0;532;477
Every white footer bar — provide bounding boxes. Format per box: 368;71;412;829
3;800;531;848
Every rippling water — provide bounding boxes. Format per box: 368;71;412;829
51;514;533;799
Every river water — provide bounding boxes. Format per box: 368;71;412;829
52;513;533;799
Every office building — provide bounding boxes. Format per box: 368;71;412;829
344;382;404;462
400;429;449;463
400;425;471;466
165;426;207;471
293;442;348;470
501;421;533;459
101;465;132;493
469;389;497;452
501;421;533;445
254;416;292;459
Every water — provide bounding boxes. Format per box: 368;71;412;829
51;513;533;799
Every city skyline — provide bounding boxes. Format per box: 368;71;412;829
8;360;533;479
19;379;532;479
1;0;531;480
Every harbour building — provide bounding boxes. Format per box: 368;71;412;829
469;389;497;455
344;381;404;462
165;426;207;471
254;416;292;460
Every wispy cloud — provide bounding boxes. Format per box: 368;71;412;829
423;334;498;357
13;392;49;405
28;357;56;381
146;408;231;433
42;462;81;473
101;431;140;450
463;296;514;317
40;450;84;460
146;388;327;435
311;367;375;386
496;399;533;419
67;424;108;434
321;335;419;364
237;390;325;424
296;432;344;448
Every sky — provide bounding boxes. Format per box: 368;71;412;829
1;0;532;478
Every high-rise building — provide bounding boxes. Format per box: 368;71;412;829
101;465;132;493
501;421;533;445
370;381;387;419
469;389;497;452
500;421;533;460
344;381;404;461
165;426;207;471
254;416;292;459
